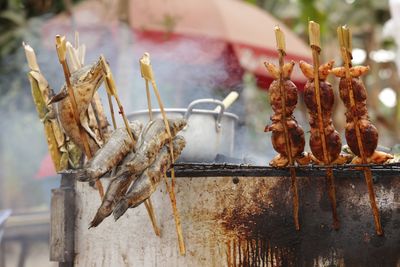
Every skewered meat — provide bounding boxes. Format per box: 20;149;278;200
51;59;104;155
113;135;186;221
330;66;393;164
264;61;310;166
299;60;351;164
89;118;186;227
75;121;142;182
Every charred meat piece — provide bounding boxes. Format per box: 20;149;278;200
113;135;186;220
264;61;309;167
75;121;142;182
331;66;393;164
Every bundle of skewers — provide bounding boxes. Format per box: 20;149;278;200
265;22;393;235
24;34;187;254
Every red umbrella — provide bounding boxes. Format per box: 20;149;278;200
41;0;310;89
128;0;311;88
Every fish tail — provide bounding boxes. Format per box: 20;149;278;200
113;200;130;221
89;211;105;228
75;169;90;182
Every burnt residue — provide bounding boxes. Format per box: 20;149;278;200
218;175;400;267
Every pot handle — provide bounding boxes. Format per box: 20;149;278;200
184;99;225;131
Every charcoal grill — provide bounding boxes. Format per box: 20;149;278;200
50;163;400;266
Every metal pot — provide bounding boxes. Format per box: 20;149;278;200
127;99;239;162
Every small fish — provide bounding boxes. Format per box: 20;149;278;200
124;118;187;175
75;121;142;182
89;173;132;228
113;135;186;220
53;58;104;155
89;118;186;228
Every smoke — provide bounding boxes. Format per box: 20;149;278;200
0;12;284;210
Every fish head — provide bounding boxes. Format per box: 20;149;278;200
78;58;104;86
169;118;187;135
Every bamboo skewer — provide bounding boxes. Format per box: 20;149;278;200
67;35;106;146
55;35;105;198
145;80;153;121
308;22;339;229
337;26;383;235
143;197;160;236
100;55;135;143
107;93;117;130
99;55;161;237
140;53;186;255
274;26;300;231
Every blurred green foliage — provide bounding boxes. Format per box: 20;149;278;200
0;0;81;58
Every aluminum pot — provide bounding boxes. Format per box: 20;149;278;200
127;99;239;162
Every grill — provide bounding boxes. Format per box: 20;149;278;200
51;162;400;266
172;162;400;178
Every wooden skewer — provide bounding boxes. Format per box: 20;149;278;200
145;80;153;121
67;36;106;146
162;172;185;253
143;197;161;236
100;55;135;142
55;35;104;198
274;26;300;231
100;55;161;236
308;22;339;229
337;26;383;235
140;53;185;255
107;93;117;130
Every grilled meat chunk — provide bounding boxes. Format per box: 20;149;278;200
264;61;309;167
300;60;349;164
331;66;393;164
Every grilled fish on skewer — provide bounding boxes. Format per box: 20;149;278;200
264;61;310;167
89;118;186;227
51;58;104;155
330;66;393;164
88;138;147;228
124;118;186;174
89;173;133;228
75;121;143;182
113;136;186;221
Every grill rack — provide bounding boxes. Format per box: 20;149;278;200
171;162;400;178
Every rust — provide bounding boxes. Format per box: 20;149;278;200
216;176;400;266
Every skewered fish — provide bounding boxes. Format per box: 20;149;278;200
113;135;186;221
331;66;393;164
264;61;310;166
51;58;104;155
300;60;351;164
89;173;132;228
75;121;143;182
123;118;187;174
89;118;186;228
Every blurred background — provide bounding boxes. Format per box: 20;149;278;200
0;0;400;266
